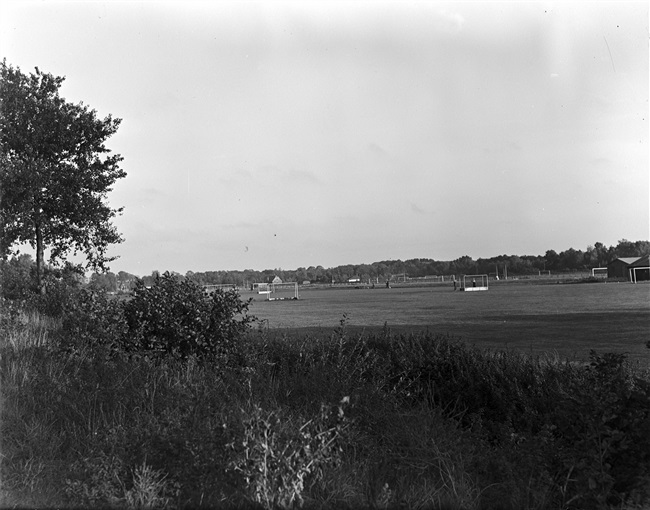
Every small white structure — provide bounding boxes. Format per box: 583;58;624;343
253;283;271;294
459;274;489;292
203;283;238;295
591;267;608;278
268;282;299;300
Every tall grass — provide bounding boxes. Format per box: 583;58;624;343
2;309;649;509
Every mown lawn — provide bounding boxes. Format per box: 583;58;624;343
249;282;650;364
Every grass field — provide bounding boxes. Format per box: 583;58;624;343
247;281;650;364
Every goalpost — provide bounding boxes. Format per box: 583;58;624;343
591;267;608;278
268;282;299;301
255;283;271;295
407;275;446;283
630;267;650;284
460;274;489;291
203;283;238;295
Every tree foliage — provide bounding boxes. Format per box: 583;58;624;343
0;253;35;300
0;60;125;290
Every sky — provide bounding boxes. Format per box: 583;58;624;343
1;1;648;276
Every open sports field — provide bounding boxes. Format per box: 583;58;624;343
247;282;650;364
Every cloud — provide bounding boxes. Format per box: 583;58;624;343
285;168;319;183
256;165;319;184
217;167;254;186
410;202;426;214
437;10;465;33
368;142;389;156
589;157;612;168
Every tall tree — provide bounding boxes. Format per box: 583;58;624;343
615;239;650;258
0;61;126;292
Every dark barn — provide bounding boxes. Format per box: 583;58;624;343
629;255;650;282
607;255;650;281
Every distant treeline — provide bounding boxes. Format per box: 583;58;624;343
2;239;648;295
179;239;649;287
105;239;650;290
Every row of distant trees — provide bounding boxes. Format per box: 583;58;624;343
2;239;647;296
8;238;645;296
1;239;648;296
181;239;648;286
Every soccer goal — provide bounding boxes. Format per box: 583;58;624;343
407;275;446;284
630;267;650;283
591;267;608;278
203;283;238;295
268;282;299;301
254;283;271;295
460;274;489;291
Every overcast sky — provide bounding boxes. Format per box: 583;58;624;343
2;1;648;275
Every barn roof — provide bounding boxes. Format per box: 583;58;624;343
609;256;648;266
630;254;650;267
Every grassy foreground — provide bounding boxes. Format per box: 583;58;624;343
2;309;650;509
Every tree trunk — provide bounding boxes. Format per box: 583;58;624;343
35;221;45;294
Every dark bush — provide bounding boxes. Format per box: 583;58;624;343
24;263;86;317
548;351;650;508
0;255;36;301
122;271;255;360
58;287;127;355
0;297;24;337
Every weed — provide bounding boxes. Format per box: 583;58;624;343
124;461;174;509
64;452;127;506
229;399;349;509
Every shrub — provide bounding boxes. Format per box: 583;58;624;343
122;272;255;360
0;255;37;301
548;351;650;508
58;288;127;355
25;264;86;317
0;297;24;338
